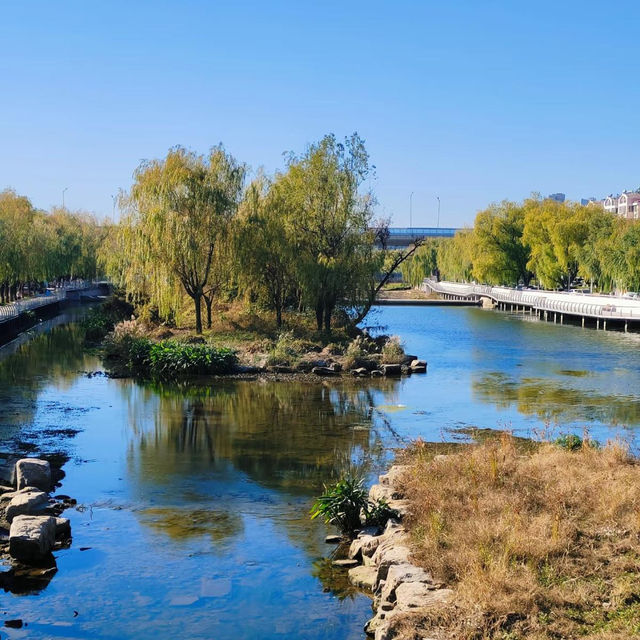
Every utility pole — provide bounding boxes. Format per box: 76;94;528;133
436;196;441;228
62;187;68;209
409;192;414;228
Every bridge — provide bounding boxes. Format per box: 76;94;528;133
422;278;640;332
375;227;459;249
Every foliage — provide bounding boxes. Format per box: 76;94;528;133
112;146;245;333
148;342;237;380
0;189;104;303
310;471;399;536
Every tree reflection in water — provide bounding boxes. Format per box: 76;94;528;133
120;378;401;551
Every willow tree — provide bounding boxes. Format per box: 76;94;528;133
126;146;245;333
234;177;295;327
274;133;377;331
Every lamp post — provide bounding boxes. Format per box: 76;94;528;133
436;196;441;229
62;187;68;209
409;192;414;228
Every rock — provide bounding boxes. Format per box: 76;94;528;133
325;534;343;544
410;359;427;372
5;489;50;522
394;583;453;611
348;565;377;590
351;367;369;377
371;369;383;377
380;364;402;377
379;465;409;488
358;525;382;537
0;485;14;494
4;619;23;629
16;458;51;492
372;542;412;582
329;362;342;372
9;515;56;562
55;517;71;538
348;535;381;561
312;366;339;377
402;354;418;365
270;365;293;374
369;483;394;502
332;558;359;568
379;563;435;605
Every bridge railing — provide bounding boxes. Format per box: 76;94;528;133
0;286;74;324
423;278;640;320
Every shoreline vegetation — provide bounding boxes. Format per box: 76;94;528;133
83;298;427;383
340;433;640;640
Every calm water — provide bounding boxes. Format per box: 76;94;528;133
2;305;640;639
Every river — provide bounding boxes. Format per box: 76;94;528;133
2;304;640;639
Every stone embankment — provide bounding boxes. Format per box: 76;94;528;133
345;466;452;640
0;458;74;564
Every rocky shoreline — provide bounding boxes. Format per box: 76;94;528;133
330;465;452;640
0;457;75;595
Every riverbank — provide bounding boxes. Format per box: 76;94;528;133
365;435;640;640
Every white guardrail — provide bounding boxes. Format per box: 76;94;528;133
422;278;640;320
0;280;90;324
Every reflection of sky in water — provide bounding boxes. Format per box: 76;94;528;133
2;306;640;638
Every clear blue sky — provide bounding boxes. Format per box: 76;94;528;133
1;0;639;227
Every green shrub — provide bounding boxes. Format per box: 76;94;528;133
266;331;305;366
555;433;599;451
148;341;237;380
310;472;399;536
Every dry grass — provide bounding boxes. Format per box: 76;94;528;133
395;435;640;639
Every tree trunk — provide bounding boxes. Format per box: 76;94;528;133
275;305;282;327
194;294;203;334
323;302;334;332
315;299;323;331
204;295;213;329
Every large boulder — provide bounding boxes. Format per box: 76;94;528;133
395;583;453;611
311;366;339;377
379;563;435;606
348;534;381;562
16;459;51;492
9;515;56;562
5;489;50;522
410;359;427;373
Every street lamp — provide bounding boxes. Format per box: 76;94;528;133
436;196;441;229
409;192;414;229
62;187;68;209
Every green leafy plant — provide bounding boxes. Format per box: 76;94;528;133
310;471;398;536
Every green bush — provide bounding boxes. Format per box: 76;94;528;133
148;341;237;380
310;472;399;536
555;433;599;451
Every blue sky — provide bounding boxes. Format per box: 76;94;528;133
1;0;639;227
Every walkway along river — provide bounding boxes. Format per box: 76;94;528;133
2;304;640;638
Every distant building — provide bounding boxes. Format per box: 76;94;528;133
581;197;597;206
598;191;640;219
547;193;566;203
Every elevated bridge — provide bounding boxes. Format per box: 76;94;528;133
375;227;459;249
422;278;640;331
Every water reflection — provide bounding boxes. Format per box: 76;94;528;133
119;379;400;556
473;371;640;426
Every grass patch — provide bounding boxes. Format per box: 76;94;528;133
394;434;640;640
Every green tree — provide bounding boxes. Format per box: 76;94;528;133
472;201;531;285
125;146;245;333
